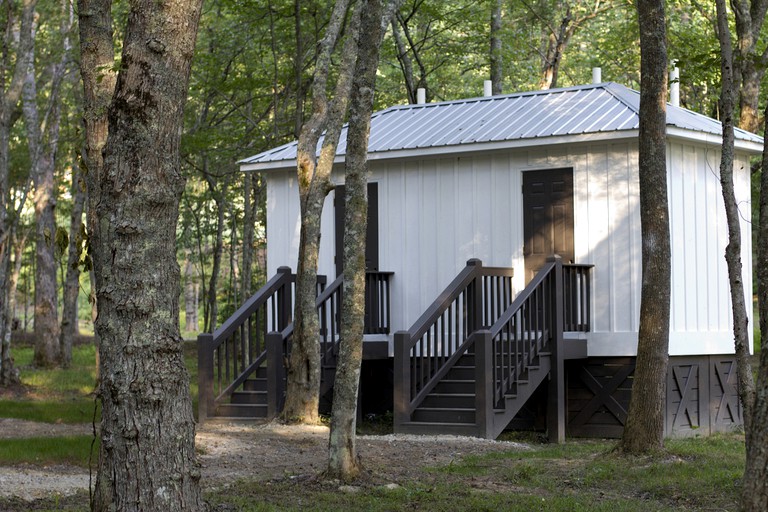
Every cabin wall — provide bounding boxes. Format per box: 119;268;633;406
263;139;753;358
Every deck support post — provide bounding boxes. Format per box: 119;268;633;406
276;266;293;330
197;333;214;423
547;255;566;443
266;332;287;418
474;330;494;439
393;331;410;430
467;259;483;332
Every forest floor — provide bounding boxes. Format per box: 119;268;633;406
0;418;530;506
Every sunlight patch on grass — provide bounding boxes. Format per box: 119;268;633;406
0;436;96;467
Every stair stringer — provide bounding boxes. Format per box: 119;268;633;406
487;354;552;439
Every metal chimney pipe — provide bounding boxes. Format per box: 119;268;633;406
416;87;426;104
670;67;680;107
592;67;602;84
483;80;493;97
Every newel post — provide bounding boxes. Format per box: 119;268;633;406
547;255;566;443
474;330;494;439
467;259;483;333
393;331;411;430
276;266;293;330
266;332;286;418
197;332;214;424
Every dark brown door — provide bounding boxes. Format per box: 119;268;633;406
334;182;379;276
523;168;574;282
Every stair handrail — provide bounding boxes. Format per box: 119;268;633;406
478;255;568;441
394;259;514;428
198;266;294;422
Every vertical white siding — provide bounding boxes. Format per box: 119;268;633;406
262;138;753;357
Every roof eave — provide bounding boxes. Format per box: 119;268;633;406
666;126;764;154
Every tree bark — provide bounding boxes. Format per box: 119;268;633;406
0;231;26;386
731;0;768;133
240;173;256;299
203;168;228;333
78;0;205;509
184;252;198;332
715;0;756;435
618;0;670;455
490;0;503;95
742;92;768;512
327;0;400;480
0;0;35;386
60;162;86;367
283;0;360;423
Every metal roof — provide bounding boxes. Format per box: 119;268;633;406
240;82;764;170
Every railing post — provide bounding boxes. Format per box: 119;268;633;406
276;266;292;330
474;330;494;439
467;259;483;333
197;333;215;424
547;255;566;443
393;331;411;431
266;332;286;419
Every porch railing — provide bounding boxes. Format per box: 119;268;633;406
393;259;515;428
563;263;593;332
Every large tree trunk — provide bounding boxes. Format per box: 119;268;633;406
618;0;670;455
283;0;359;423
60;163;86;367
742;95;768;512
79;0;205;509
715;0;756;435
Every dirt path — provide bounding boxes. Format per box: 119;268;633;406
0;419;529;502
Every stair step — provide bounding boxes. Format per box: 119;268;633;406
214;403;268;418
433;379;474;394
446;366;475;380
412;407;475;424
242;378;267;392
421;393;475;409
230;390;268;405
396;421;479;437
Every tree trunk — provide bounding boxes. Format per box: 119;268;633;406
0;0;35;387
78;0;205;509
490;0;503;95
241;173;256;299
283;0;360;423
184;253;198;332
0;232;25;386
715;0;756;435
742;92;768;512
391;18;417;103
327;0;400;480
204;173;227;333
618;0;670;455
60;163;86;367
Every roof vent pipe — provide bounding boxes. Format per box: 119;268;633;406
416;87;426;104
592;67;602;84
483;80;493;97
670;66;680;107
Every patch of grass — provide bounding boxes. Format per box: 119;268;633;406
0;399;98;424
0;436;97;467
13;345;99;399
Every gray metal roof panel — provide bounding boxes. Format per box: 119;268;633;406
239;82;763;166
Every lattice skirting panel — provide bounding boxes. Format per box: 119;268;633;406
564;355;743;438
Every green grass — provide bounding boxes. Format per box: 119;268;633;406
13;344;99;398
0;399;98;424
0;436;96;467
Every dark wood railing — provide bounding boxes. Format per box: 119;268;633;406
393;259;514;428
199;268;394;422
197;267;294;422
563;263;593;332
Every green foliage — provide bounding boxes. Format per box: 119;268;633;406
11;345;98;400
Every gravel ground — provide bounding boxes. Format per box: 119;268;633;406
0;419;530;502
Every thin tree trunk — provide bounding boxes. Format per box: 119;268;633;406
742;93;768;512
490;0;503;95
79;0;205;508
60;162;85;367
391;18;416;103
715;0;755;436
184;252;198;332
618;0;670;455
0;231;25;386
241;174;255;299
204;171;228;332
283;0;360;423
0;0;35;387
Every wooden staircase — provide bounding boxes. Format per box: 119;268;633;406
395;257;591;441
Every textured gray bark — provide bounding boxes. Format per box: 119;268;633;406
0;0;35;386
618;0;670;455
283;0;360;423
490;0;503;95
240;173;256;299
731;0;768;133
327;0;400;480
714;0;756;435
743;94;768;512
60;165;86;367
78;0;205;509
184;253;198;332
203;169;228;333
